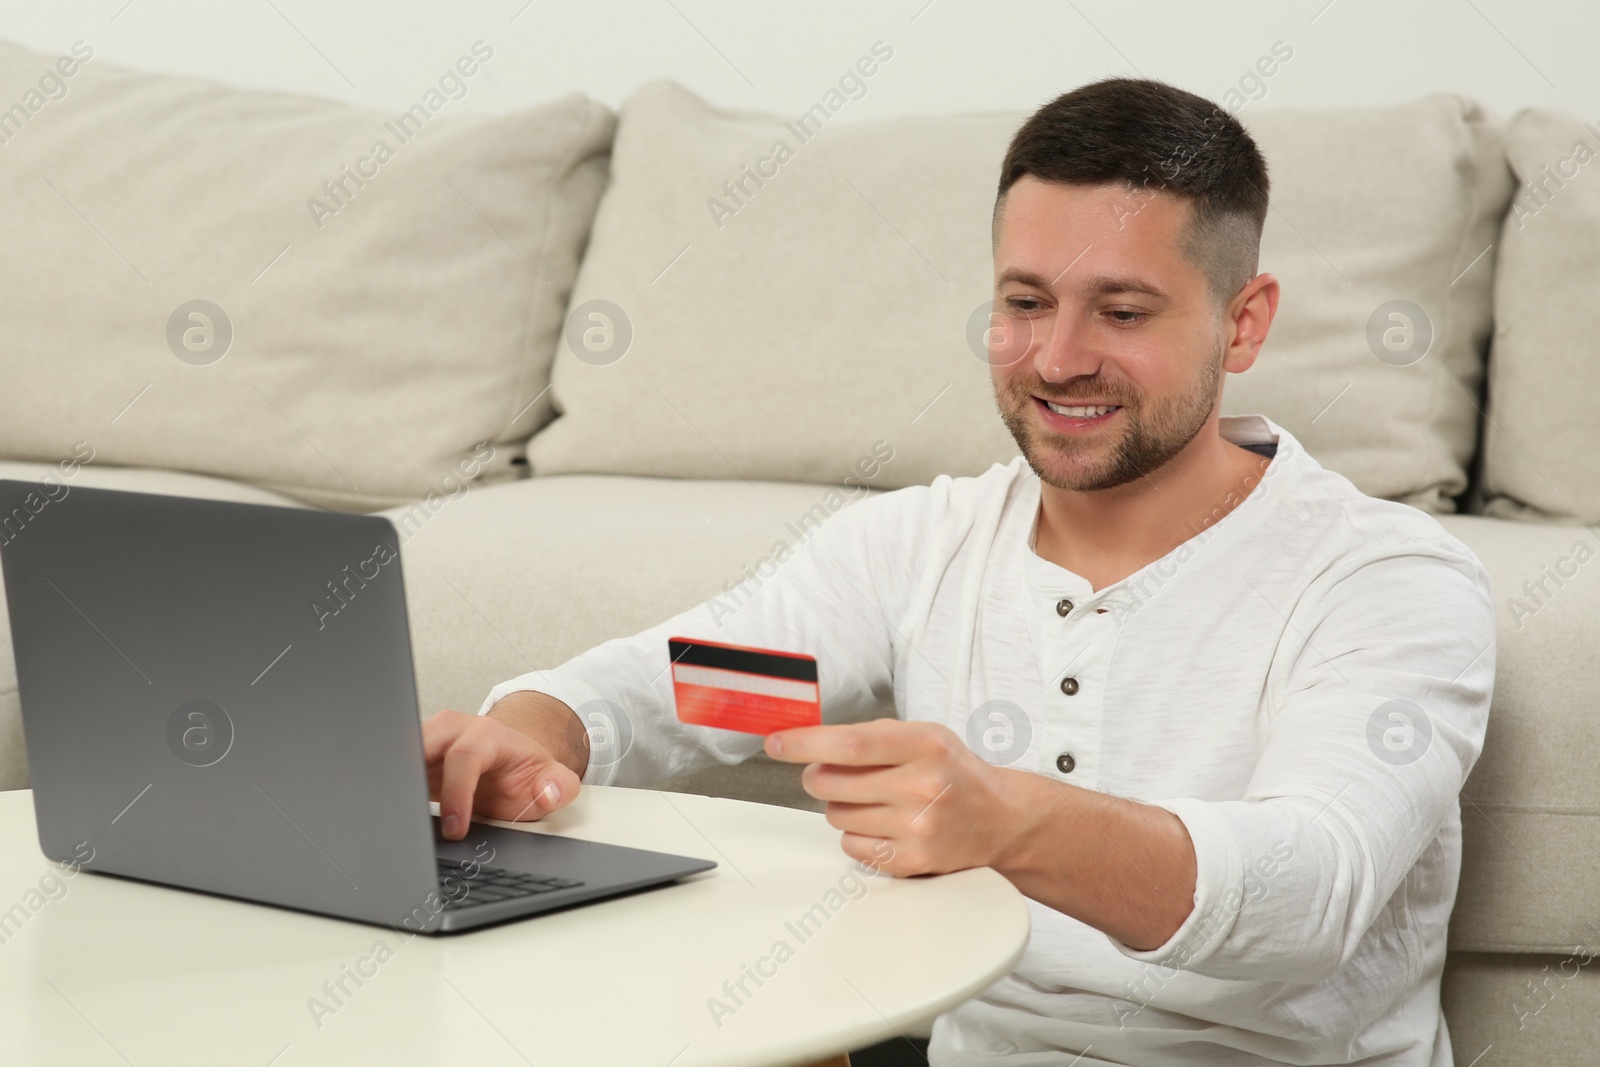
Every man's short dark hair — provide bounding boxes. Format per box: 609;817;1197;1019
995;77;1270;310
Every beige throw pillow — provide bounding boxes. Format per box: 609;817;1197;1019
1479;107;1600;524
0;38;613;510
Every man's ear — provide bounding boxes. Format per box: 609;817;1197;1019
1223;273;1279;373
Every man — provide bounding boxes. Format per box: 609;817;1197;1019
423;77;1494;1066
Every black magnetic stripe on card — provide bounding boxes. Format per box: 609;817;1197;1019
668;639;818;682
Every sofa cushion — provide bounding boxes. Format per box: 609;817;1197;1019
0;38;613;512
0;459;311;791
1479;108;1600;523
532;80;1510;512
1442;951;1600;1064
1436;515;1600;955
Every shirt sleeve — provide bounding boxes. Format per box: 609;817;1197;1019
1109;534;1496;985
476;484;936;788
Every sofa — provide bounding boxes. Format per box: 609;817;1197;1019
0;37;1596;1065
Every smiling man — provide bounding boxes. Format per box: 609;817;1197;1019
424;78;1495;1066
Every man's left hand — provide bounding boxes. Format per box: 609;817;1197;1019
764;719;1031;877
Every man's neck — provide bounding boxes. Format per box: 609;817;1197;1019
1031;430;1272;592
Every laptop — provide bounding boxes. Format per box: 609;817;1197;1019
0;479;715;934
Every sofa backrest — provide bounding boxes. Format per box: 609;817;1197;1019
8;42;1594;529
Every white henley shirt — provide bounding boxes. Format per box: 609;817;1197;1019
477;413;1496;1066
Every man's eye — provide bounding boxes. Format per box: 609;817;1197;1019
1106;310;1147;325
1007;298;1043;313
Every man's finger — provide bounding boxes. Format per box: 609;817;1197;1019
839;830;902;876
438;738;488;840
823;799;901;840
801;760;903;804
421;708;473;766
765;719;917;767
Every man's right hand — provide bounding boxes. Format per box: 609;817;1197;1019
423;693;589;840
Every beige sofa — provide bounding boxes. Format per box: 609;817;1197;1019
1;39;1596;1064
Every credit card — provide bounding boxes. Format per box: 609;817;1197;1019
668;636;821;735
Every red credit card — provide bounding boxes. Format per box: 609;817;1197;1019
668;636;820;735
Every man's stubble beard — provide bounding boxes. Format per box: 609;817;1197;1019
995;333;1225;493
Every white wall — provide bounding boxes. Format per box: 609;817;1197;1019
0;0;1594;125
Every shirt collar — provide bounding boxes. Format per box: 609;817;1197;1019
1019;413;1297;597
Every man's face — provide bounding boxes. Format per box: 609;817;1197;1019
988;176;1229;493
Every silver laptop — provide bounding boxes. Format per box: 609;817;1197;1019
0;479;714;934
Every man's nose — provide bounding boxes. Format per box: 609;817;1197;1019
1034;311;1100;383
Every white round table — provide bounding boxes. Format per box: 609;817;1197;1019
0;785;1030;1066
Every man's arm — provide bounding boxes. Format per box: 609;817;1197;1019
767;719;1196;949
770;540;1496;978
484;690;591;779
996;775;1197;950
427;480;943;832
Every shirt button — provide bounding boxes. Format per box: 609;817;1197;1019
1055;598;1074;617
1059;676;1079;696
1056;752;1076;774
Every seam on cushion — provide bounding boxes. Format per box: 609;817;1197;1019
248;479;412;512
1462;803;1600;818
1450;940;1598;954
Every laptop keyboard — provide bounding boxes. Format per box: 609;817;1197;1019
436;858;585;910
